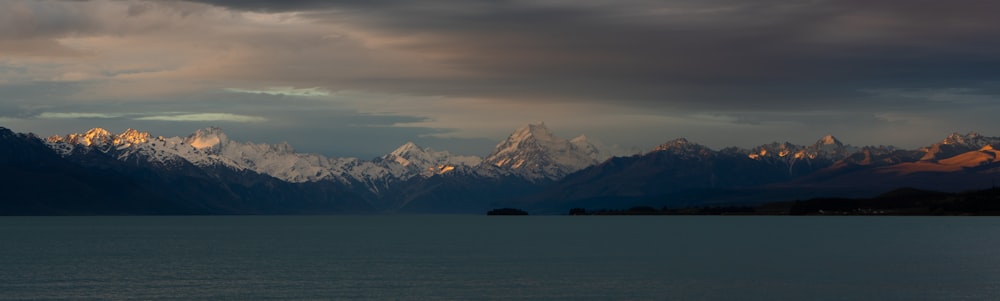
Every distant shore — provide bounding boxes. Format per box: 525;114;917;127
566;187;1000;216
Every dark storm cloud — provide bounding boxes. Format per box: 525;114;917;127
189;0;1000;110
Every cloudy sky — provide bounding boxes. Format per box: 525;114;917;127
2;0;999;158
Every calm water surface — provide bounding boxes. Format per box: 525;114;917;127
1;216;999;300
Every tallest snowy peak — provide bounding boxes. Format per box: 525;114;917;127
503;122;557;146
484;122;607;181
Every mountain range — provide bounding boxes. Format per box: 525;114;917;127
2;123;999;215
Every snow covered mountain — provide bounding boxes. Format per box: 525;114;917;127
381;142;482;177
525;132;1000;211
650;138;715;159
741;135;857;162
11;125;1000;214
9;126;373;215
710;134;861;176
481;122;613;181
177;127;374;184
45;127;1000;192
919;132;1000;161
41;123;621;213
45;123;610;196
48;127;409;193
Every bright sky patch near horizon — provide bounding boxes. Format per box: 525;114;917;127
2;0;999;158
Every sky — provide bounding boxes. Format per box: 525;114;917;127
2;0;999;158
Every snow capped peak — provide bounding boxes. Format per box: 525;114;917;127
387;141;425;167
800;135;855;160
184;127;228;150
383;141;481;173
488;123;559;163
817;135;842;146
943;132;961;144
84;127;112;138
745;141;802;160
47;127;161;149
500;122;558;148
113;129;150;147
80;128;113;146
47;127;116;146
483;122;605;180
942;132;983;146
920;131;1000;161
389;142;422;158
651;138;714;158
652;138;691;151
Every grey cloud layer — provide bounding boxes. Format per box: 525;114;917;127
3;0;999;157
191;0;1000;110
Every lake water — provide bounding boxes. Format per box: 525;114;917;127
1;216;999;300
